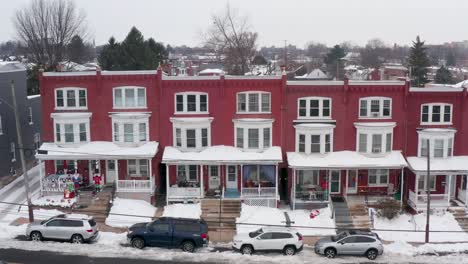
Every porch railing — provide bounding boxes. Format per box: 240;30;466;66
294;190;327;202
242;187;276;197
458;187;467;204
168;187;202;198
408;190;450;210
42;180;68;192
117;179;153;192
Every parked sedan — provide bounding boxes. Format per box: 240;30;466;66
232;227;303;256
314;231;383;260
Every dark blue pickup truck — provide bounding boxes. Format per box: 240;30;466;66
127;217;209;252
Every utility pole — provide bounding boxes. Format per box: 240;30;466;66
11;80;34;222
425;139;430;243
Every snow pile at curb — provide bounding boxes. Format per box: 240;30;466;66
32;195;76;208
236;204;286;234
385;240;468;256
286;207;335;236
105;198;156;228
374;211;468;242
162;203;201;219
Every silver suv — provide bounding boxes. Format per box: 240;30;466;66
26;214;99;244
314;231;383;260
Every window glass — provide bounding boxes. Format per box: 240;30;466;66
310;135;320;153
309;100;319;117
237;94;246;112
56;90;64;107
67;90;76;107
248;128;259;148
79;123;87;142
444;105;451;122
124;124;134;143
248;94;259;112
201;128;208;147
114;89;123;107
128;160;137;175
422;105;429;122
236;128;244;148
176;95;184;112
359;100;367;116
263;128;270;148
325;134;331;153
370;100;380;114
186;129;196;148
434;139;444;157
448;138;453;157
299;99;307;117
420;139;428;157
372;134;382;153
56;124;61;142
150;223;170;232
359;134;367;152
139;159;148;176
139;123;147;142
298;134;305;152
125;89;135;107
272;232;293;239
79;90;86;107
355;236;375;243
113;123;119;141
175;128;182;147
341;236;357;243
386;133;392;152
64;124;74;143
200;94;207;112
261;93;270;112
174;224;199;233
323;99;330;117
432;105;441;122
46;220;63;227
259;232;273;240
187;95;197;112
63;220;84;227
188;165;197;181
383;100;391;116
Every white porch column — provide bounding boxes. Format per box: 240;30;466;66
465;175;468;206
345;170;349;198
165;164;169;205
200;165;204;198
447;174;452;207
400;168;404;209
39;160;43;196
148;159;153;190
115;160;119;191
292;169;296;210
414;173;419;207
240;165;243;196
275;165;279;204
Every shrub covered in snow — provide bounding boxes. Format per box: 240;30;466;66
374;198;400;220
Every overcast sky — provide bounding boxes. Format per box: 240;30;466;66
1;0;467;48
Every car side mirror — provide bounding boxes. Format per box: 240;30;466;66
339;241;345;245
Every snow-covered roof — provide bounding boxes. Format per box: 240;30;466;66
0;62;26;73
27;94;41;100
37;141;159;160
198;68;224;75
410;86;464;92
407;156;468;173
287;151;407;169
295;69;328;80
453;80;468;89
162;146;283;164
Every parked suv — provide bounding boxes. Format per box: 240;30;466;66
314;231;383;260
127;217;209;252
26;214;99;244
232;227;303;256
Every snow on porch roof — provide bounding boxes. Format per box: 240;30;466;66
36;141;159;160
287;151;407;169
407;156;468;173
162;146;283;164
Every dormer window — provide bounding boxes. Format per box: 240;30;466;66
418;128;455;158
355;122;395;154
113;86;146;109
175;92;208;114
421;103;452;125
237;92;271;113
359;97;391;119
298;97;331;119
55;88;87;109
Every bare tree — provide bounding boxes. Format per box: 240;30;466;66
13;0;87;69
204;5;257;75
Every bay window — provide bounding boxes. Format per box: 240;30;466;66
113;86;146;108
421;103;452;124
297;97;332;119
355;122;395;154
417;128;455;158
171;117;212;151
234;119;273;151
55;88;87;109
295;124;335;154
237;92;271;113
175;92;208;113
52;113;91;144
359;97;391;118
111;113;150;144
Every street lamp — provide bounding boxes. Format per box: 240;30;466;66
0;80;34;222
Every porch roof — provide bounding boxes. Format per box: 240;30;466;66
407;156;468;173
162;145;283;164
36;141;159;160
287;151;407;169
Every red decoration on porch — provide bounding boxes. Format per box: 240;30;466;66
309;209;321;219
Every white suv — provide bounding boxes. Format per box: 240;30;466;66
232;227;303;256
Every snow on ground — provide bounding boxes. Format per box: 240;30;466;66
105;198;156;228
32;195;76;208
162;203;201;219
373;210;468;242
236;204;286;234
385;240;468;256
286;207;336;236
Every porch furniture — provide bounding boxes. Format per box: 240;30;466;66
308;190;317;200
387;183;396;196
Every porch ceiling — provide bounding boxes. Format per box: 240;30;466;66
407;156;468;174
287;150;407;169
36;141;159;160
162;145;283;164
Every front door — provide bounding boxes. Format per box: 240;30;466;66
330;170;341;194
226;165;237;189
106;160;116;185
209;166;220;190
347;170;358;194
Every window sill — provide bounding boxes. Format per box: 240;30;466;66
54;107;88;111
358;116;392;120
174;112;209;115
420;122;453;126
367;184;389;187
236;112;272;115
113;141;149;147
113;106;148;110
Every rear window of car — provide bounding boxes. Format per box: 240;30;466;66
356;236;376;243
63;220;84;227
88;219;96;227
174;224;200;233
272;232;293;239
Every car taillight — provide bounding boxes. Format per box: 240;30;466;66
298;234;303;241
201;233;207;239
86;229;94;233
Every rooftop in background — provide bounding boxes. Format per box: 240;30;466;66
0;61;25;72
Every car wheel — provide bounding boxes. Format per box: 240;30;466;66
131;237;145;249
241;245;253;255
30;231;42;242
181;240;195;253
283;246;296;256
366;249;378;260
71;234;84;244
325;248;336;258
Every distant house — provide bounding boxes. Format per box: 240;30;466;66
295;69;328;80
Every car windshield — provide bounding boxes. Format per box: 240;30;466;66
331;232;348;242
249;228;263;238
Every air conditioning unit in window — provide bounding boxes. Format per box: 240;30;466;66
372;147;381;153
371;112;380;117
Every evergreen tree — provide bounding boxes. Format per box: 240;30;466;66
408;36;430;87
435;66;454;84
324;45;346;80
67;35;87;64
98;37;122;70
145;38;167;69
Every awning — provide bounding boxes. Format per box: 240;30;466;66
407;156;468;174
162;145;283;164
287;151;407;169
36;141;159;160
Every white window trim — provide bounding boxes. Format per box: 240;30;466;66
236;91;271;114
113;86;147;109
417;174;437;191
51;113;92;145
127;159;149;177
110;113;150;145
354;122;395;155
359;97;392;119
0;115;3;135
297;96;332;119
54;87;87;110
294;124;335;154
171;117;213;151
177;165;199;182
368;169;389;187
420;103;453;125
417;129;456;158
233;119;273;151
174;92;209;114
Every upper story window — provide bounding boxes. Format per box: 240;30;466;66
295;124;335;154
355;122;395;155
418;128;455;158
113;86;146;109
359;97;391;119
175;92;208;114
171;117;212;151
298;97;331;119
237;92;271;113
55;88;87;109
111;113;150;145
421;103;452;125
234;119;273;151
52;113;91;145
